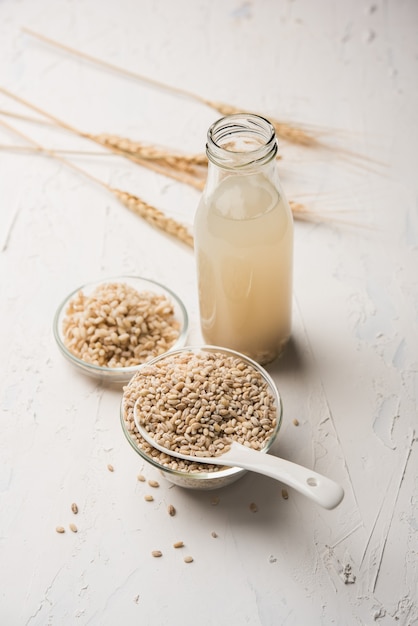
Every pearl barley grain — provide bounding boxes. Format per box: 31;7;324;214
152;550;162;558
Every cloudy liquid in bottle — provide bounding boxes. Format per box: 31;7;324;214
194;171;293;364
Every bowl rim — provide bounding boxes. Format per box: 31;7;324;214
53;274;189;377
120;345;283;481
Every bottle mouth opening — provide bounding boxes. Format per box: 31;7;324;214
206;113;277;170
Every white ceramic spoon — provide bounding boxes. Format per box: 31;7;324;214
134;402;344;510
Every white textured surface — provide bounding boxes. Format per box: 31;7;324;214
0;1;417;624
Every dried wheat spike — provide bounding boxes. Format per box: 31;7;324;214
94;133;207;174
289;200;336;224
91;133;206;191
112;188;194;248
204;100;318;147
289;200;309;218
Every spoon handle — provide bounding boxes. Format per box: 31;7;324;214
226;444;344;510
134;404;343;509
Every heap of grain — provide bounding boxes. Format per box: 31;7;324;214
123;349;278;473
62;282;180;368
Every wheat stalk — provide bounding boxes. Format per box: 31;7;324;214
20;29;382;170
0;117;194;247
0;143;115;156
0;108;56;127
22;27;319;147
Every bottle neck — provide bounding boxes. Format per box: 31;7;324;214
206;113;278;172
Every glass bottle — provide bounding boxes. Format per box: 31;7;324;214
194;113;293;365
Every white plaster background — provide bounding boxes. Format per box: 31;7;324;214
0;0;417;624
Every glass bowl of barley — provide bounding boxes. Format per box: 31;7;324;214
53;276;189;384
120;345;283;490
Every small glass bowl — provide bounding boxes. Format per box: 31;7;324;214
53;276;189;384
120;346;283;490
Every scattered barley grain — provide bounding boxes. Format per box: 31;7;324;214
152;550;162;558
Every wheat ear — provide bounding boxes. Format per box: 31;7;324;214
111;189;193;247
96;134;207;172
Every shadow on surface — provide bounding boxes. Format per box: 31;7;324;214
266;336;311;379
175;469;294;532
